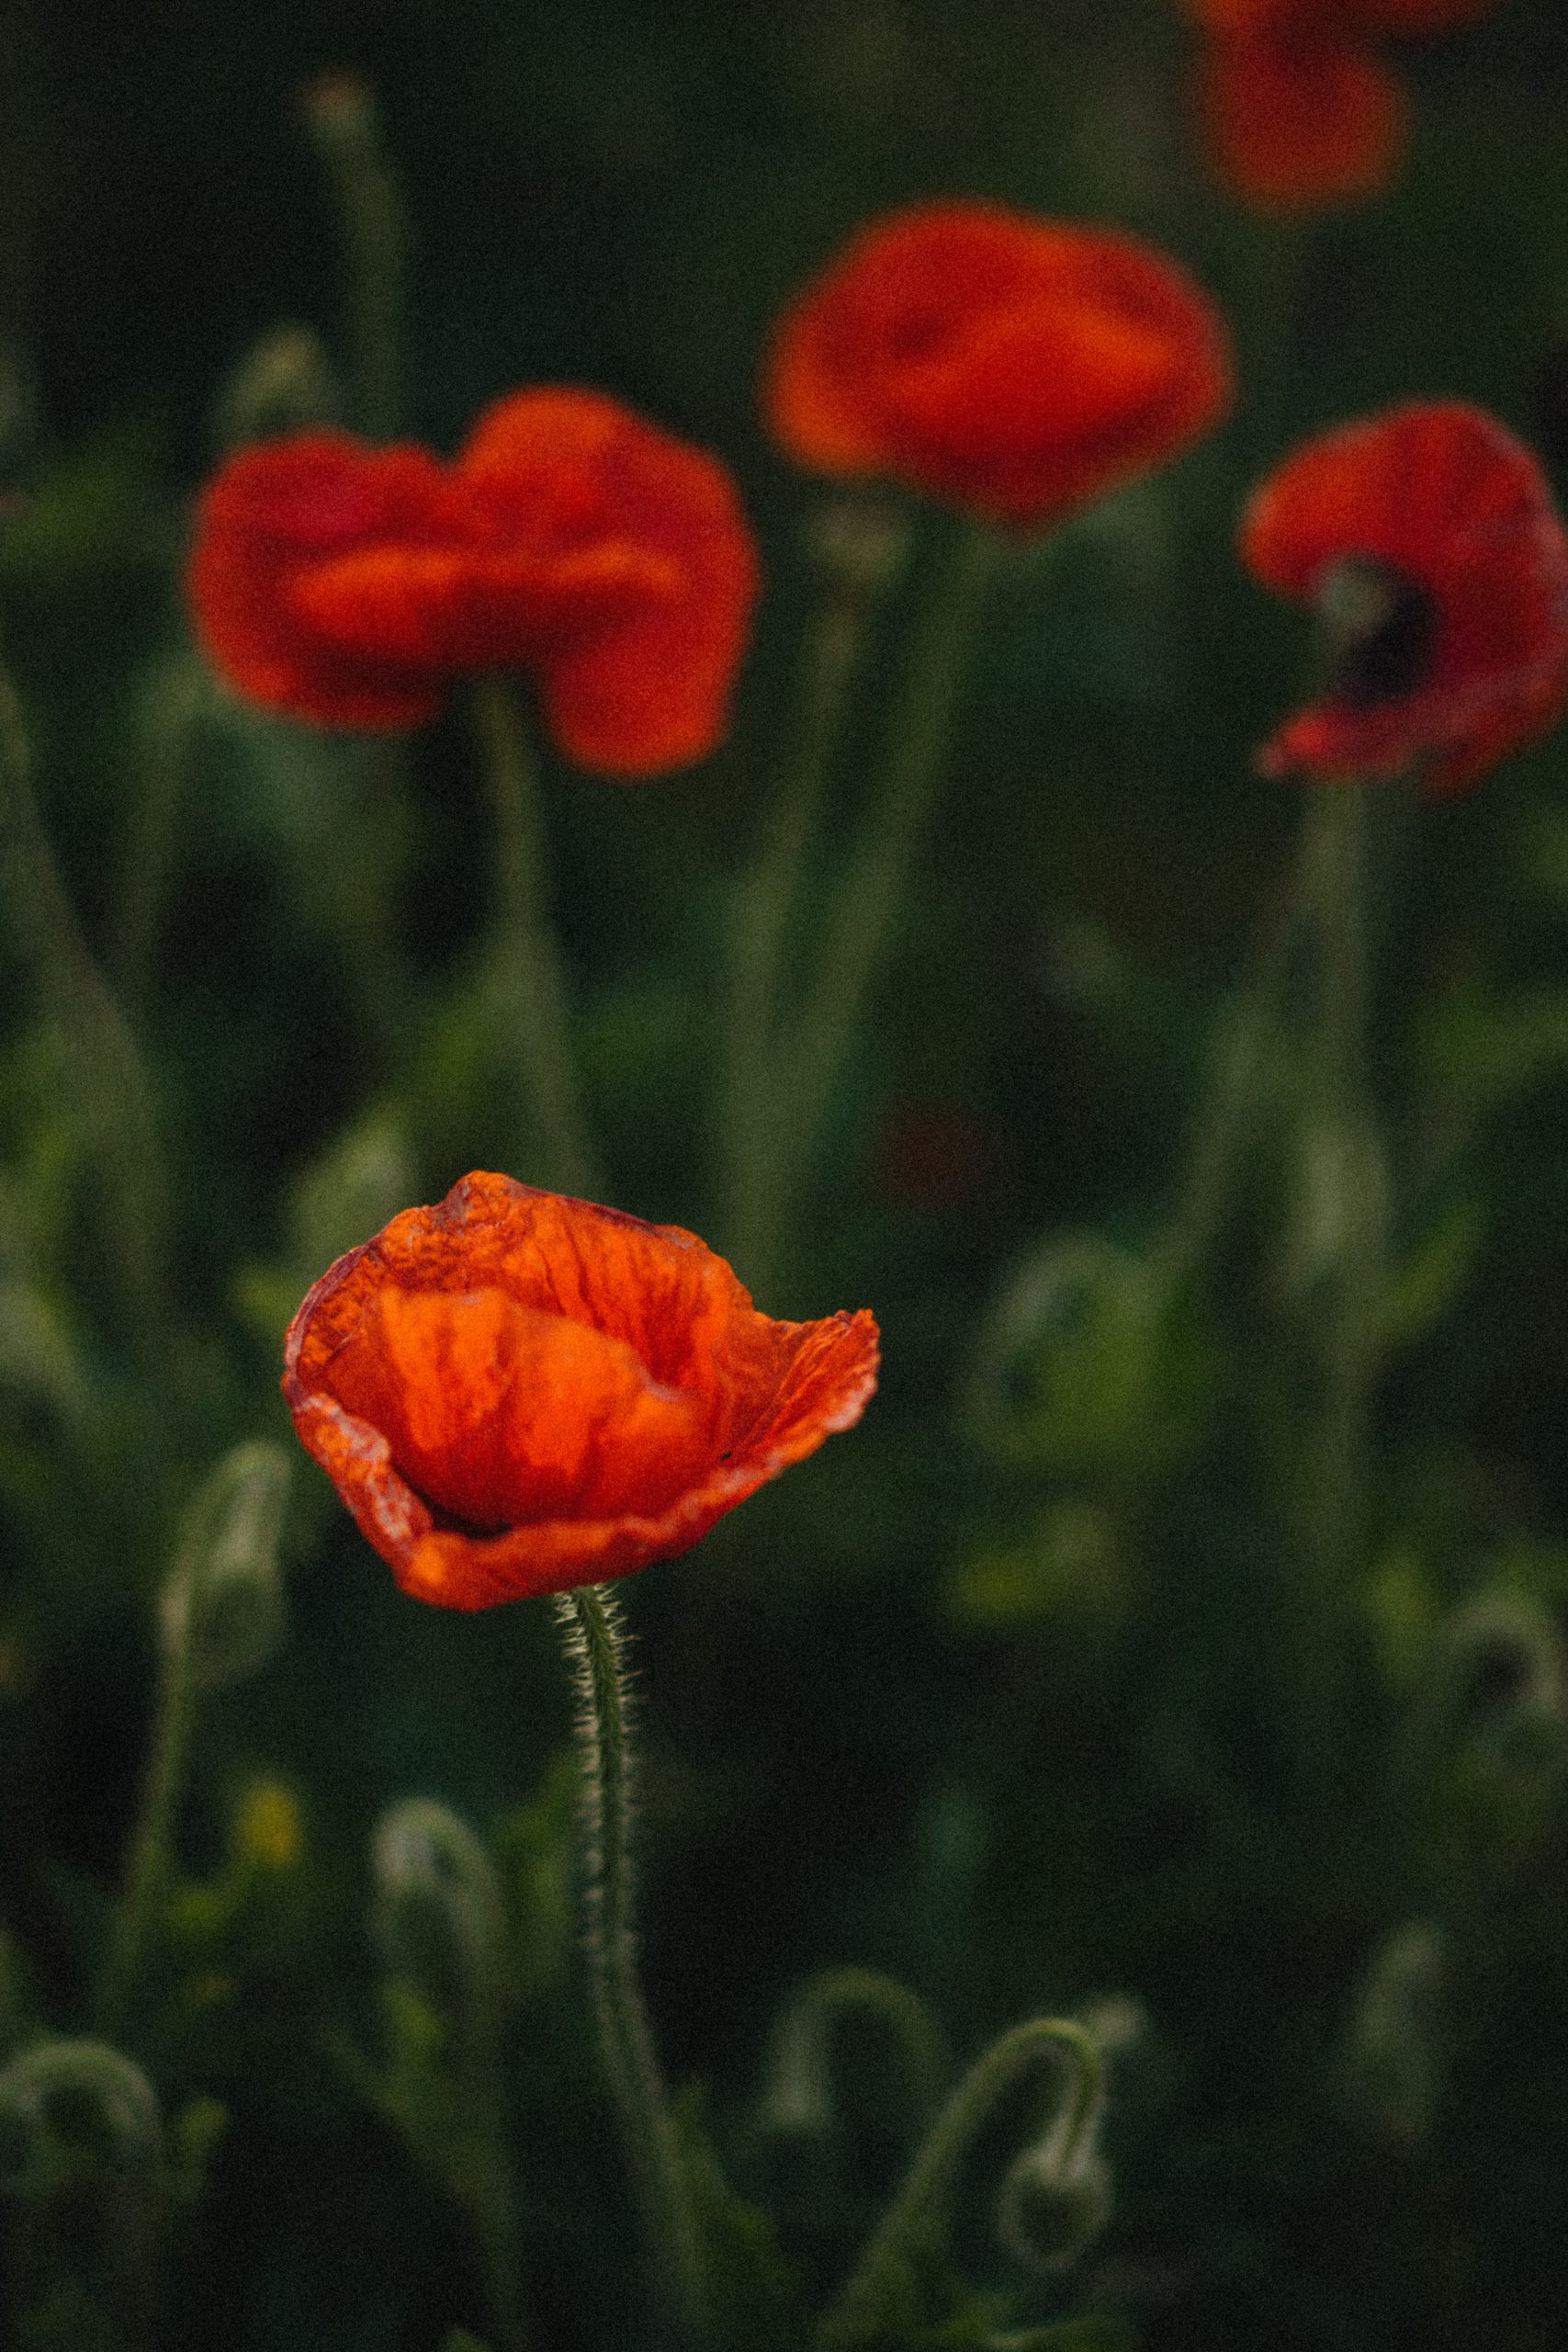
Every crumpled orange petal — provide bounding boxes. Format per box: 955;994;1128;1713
283;1172;880;1609
763;202;1233;534
186;390;761;775
1241;401;1568;795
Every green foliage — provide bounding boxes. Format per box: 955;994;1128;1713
4;1;1568;2346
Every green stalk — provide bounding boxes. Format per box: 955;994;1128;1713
113;651;206;1015
554;1586;708;2350
472;678;603;1200
0;654;170;1351
95;1586;198;2040
305;77;406;440
1302;780;1384;1590
716;588;870;1283
761;516;998;1287
818;2017;1102;2349
1156;841;1310;1295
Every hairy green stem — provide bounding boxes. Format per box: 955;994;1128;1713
818;2017;1102;2348
473;678;603;1200
554;1587;707;2349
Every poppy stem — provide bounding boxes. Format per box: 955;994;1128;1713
112;650;208;1015
472;678;604;1202
716;581;874;1285
816;2017;1101;2349
0;652;172;1356
96;1576;199;2040
1156;838;1307;1291
304;77;406;440
768;516;998;1289
1301;781;1384;1590
554;1585;709;2349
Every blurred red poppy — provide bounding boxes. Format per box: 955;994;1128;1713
282;1171;880;1609
1196;35;1406;209
762;201;1232;533
187;391;761;775
1241;401;1568;795
1179;0;1498;209
187;433;457;730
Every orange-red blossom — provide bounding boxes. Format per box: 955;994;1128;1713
763;201;1233;534
188;389;761;776
1180;0;1500;209
283;1172;880;1608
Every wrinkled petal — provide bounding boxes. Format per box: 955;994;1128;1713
763;202;1233;534
1240;401;1568;794
283;1172;880;1609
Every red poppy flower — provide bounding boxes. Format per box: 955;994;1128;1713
1179;0;1498;209
1240;401;1568;795
282;1171;880;1609
762;202;1233;534
447;389;761;776
187;432;458;729
1195;35;1406;209
186;390;761;775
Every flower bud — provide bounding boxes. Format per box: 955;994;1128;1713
1340;1921;1445;2144
161;1440;290;1687
0;2040;162;2192
969;1232;1201;1482
806;496;911;605
213;324;341;450
290;1113;417;1285
371;1799;504;2041
231;1777;304;1874
1280;1108;1390;1310
997;2141;1113;2274
759;1967;945;2143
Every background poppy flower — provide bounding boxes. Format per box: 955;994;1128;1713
448;388;762;776
1179;0;1500;209
762;201;1233;534
187;431;457;729
1196;35;1407;209
1240;400;1568;794
282;1171;879;1608
187;390;761;775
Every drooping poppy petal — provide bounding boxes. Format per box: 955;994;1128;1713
1240;401;1568;795
282;1171;879;1609
453;389;763;776
186;432;457;729
763;202;1233;534
187;392;761;775
1195;35;1406;209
